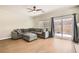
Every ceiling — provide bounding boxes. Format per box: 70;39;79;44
24;5;75;16
0;5;75;16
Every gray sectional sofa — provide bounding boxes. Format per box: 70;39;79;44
11;28;49;41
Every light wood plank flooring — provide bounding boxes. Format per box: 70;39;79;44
0;38;77;53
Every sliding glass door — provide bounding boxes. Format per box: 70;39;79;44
54;17;62;39
54;15;74;40
63;17;73;40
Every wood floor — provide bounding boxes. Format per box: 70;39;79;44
0;38;77;53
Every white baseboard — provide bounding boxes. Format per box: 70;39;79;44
0;37;11;40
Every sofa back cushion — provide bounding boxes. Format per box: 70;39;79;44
28;28;36;31
21;29;29;33
35;28;43;32
29;28;43;32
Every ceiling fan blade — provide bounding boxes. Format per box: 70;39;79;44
36;9;42;11
27;8;33;11
36;9;45;13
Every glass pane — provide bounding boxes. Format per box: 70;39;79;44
54;18;62;39
63;17;73;40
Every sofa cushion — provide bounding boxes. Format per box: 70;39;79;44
21;29;29;33
16;29;22;34
35;29;43;32
28;28;36;31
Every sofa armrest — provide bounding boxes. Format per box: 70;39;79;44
42;31;49;39
11;30;23;39
11;31;19;39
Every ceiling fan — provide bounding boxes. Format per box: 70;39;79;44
27;6;44;13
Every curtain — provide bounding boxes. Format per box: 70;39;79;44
51;17;55;37
73;14;79;43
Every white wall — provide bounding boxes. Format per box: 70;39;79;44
0;6;34;40
33;6;79;31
